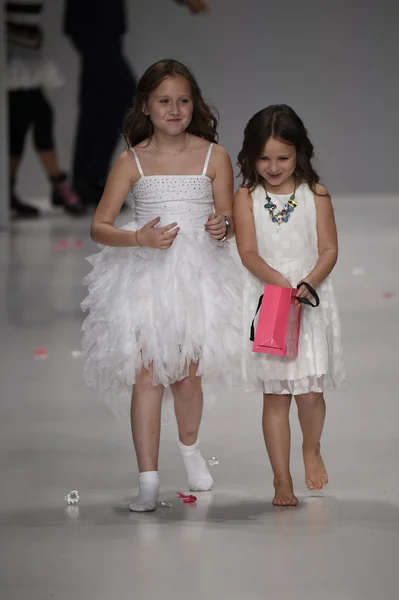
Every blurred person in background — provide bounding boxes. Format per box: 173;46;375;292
6;0;86;218
63;0;209;208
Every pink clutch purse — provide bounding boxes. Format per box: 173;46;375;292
250;282;319;358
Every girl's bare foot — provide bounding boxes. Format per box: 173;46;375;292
303;443;328;490
273;476;298;506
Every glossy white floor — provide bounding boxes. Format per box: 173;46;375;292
1;194;398;600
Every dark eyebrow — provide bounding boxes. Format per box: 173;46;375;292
155;94;191;100
260;154;291;159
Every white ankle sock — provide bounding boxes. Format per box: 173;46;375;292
177;437;214;492
129;471;160;512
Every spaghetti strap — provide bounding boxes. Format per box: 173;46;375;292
130;148;144;178
202;143;214;176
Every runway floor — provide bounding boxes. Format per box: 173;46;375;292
1;193;398;599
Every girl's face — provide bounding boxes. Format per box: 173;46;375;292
255;136;297;188
144;75;194;137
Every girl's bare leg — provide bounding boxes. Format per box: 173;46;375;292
295;392;328;491
263;393;298;506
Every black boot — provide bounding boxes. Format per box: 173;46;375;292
10;179;40;219
50;173;87;216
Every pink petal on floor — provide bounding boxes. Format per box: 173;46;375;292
177;492;197;503
34;347;48;359
74;239;84;248
382;292;394;298
53;239;70;252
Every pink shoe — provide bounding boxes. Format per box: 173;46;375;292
51;174;86;216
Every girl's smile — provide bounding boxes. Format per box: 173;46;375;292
256;136;297;192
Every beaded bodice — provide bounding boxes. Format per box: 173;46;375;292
130;145;214;229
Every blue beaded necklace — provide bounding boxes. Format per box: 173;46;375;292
264;180;298;232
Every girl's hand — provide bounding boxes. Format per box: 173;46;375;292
205;213;226;240
295;278;317;303
137;217;180;250
275;275;292;288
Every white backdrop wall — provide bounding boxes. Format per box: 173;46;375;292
15;0;398;199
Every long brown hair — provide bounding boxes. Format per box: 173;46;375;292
123;59;218;147
237;104;322;193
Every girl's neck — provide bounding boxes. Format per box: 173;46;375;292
150;131;191;154
262;175;297;195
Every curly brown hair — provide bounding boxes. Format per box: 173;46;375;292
237;104;323;193
123;59;218;147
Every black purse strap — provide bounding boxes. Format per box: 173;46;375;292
249;282;320;342
250;294;264;342
296;281;320;307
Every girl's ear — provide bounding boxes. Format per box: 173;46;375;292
142;103;149;117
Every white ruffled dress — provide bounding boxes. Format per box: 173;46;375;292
81;144;242;418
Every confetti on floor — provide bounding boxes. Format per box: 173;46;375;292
205;457;219;466
65;490;80;505
177;492;197;504
33;347;48;359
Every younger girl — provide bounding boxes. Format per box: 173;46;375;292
234;105;345;506
81;59;241;511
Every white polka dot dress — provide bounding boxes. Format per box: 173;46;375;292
241;183;345;395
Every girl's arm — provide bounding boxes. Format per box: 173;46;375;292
90;151;139;247
91;151;179;249
296;184;338;299
206;146;235;240
233;187;291;287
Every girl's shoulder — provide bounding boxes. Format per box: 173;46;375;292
116;148;143;184
208;142;231;168
114;148;138;168
301;182;333;215
184;135;225;153
235;183;264;196
314;182;329;197
301;180;329;197
234;185;255;204
200;140;232;178
189;135;227;158
306;182;331;207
